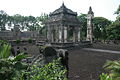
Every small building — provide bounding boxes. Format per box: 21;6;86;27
44;3;81;43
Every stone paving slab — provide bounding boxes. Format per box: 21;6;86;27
68;46;120;80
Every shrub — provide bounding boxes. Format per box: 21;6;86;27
100;60;120;80
0;41;28;80
16;39;21;44
28;38;32;43
100;73;112;80
29;58;67;80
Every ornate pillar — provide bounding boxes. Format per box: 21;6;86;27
73;27;79;43
78;27;81;42
51;26;54;42
64;26;67;42
59;26;62;42
73;27;76;42
86;6;94;43
47;25;51;42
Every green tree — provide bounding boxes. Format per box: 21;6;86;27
0;10;8;31
8;14;25;30
25;16;37;31
115;5;120;15
107;21;120;40
77;13;87;39
106;5;120;40
94;25;101;40
93;17;111;40
36;13;49;36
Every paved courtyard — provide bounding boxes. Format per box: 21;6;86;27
68;43;120;80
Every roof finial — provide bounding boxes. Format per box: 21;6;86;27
61;1;66;8
89;6;92;11
62;1;65;6
88;6;94;14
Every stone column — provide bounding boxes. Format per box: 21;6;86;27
51;26;54;42
64;26;67;42
73;27;76;42
47;25;52;42
78;27;81;42
56;26;59;42
59;26;62;42
73;27;78;43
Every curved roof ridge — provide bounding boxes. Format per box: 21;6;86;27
49;3;77;16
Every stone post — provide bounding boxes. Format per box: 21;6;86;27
73;28;76;42
59;26;62;42
64;27;67;42
51;26;55;42
78;27;81;42
47;26;52;42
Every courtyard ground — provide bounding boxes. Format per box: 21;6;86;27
68;43;120;80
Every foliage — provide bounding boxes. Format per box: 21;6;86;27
0;41;67;80
0;10;48;32
16;39;21;44
106;21;120;40
0;41;28;80
28;38;32;43
36;13;49;35
29;58;67;80
106;5;120;40
0;53;28;80
77;13;87;39
0;10;8;31
115;5;120;15
0;43;11;59
0;40;11;59
100;73;112;80
93;17;111;40
103;60;120;80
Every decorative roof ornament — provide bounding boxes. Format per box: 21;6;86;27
62;1;65;8
49;2;77;16
88;6;94;14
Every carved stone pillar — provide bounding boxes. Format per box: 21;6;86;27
59;26;62;42
51;26;55;42
73;27;76;42
78;27;81;42
56;26;59;42
47;25;52;42
64;27;67;42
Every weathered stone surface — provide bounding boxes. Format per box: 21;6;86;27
45;3;80;43
68;44;120;80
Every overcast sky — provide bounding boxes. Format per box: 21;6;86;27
0;0;119;21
